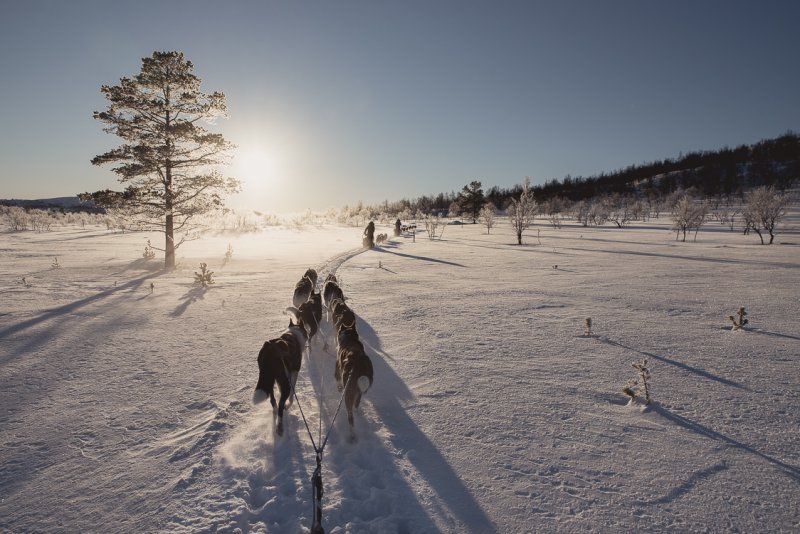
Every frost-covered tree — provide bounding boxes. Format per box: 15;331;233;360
589;198;611;226
572;200;591;227
422;214;445;240
508;177;536;245
478;202;497;234
671;196;708;242
743;185;789;244
90;51;239;271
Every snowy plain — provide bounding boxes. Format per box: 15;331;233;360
1;214;799;533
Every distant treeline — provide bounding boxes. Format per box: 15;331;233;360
0;198;104;214
388;131;800;215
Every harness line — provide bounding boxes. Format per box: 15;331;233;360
282;351;353;534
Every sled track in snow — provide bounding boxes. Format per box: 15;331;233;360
315;246;368;282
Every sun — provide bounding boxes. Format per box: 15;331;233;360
233;145;282;201
235;147;275;186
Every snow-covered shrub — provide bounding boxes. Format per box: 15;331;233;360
29;210;54;232
622;358;651;405
728;307;748;331
4;206;30;231
143;240;156;260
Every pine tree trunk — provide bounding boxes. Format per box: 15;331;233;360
165;213;175;271
164;152;176;271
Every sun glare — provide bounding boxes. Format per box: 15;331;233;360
232;145;286;210
236;147;276;188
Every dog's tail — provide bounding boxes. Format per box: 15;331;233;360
284;306;302;325
357;375;372;394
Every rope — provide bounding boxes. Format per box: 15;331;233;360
283;355;352;456
282;356;352;534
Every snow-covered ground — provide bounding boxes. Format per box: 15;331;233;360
1;217;798;533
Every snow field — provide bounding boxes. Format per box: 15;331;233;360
1;218;798;533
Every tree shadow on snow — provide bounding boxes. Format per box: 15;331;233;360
375;247;468;268
0;272;156;363
558;245;798;270
600;337;749;391
644;461;729;505
170;286;208;317
748;328;800;342
651;404;800;483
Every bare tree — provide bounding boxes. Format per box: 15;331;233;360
479;202;497;234
671;195;708;242
508;177;536;245
743;185;789;244
90;51;239;270
422;213;446;240
572;200;591;227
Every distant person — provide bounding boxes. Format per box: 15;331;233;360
363;220;375;248
394;218;402;237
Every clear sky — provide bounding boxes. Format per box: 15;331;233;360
1;0;798;213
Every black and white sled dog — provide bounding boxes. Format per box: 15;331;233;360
322;279;344;320
253;307;308;436
293;275;314;308
302;268;319;287
330;299;356;333
335;330;374;440
297;291;323;343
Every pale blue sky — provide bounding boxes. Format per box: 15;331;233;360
1;0;798;212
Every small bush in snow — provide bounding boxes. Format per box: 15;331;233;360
194;262;214;287
622;358;652;405
728;307;748;331
143;240;156;260
584;317;593;337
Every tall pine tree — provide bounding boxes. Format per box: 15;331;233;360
457;180;485;223
90;51;239;270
